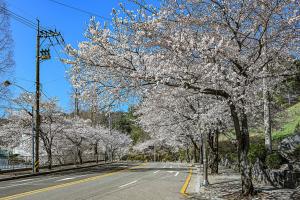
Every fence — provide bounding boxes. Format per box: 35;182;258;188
0;153;105;171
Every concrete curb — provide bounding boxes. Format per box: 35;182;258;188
180;167;194;197
0;162;112;182
185;165;201;196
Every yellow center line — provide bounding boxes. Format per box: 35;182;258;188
180;167;192;197
0;163;147;200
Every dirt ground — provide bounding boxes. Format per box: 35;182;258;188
187;166;300;200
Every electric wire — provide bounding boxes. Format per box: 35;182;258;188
48;37;69;72
40;90;52;101
47;0;140;29
48;0;112;21
0;7;63;102
1;6;49;31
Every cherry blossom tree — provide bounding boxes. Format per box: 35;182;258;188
0;110;29;149
63;117;94;164
65;0;299;195
136;86;230;183
1;94;67;169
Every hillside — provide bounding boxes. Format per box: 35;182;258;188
273;101;300;141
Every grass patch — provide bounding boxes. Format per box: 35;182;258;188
265;152;284;169
219;102;300;153
273;102;300;141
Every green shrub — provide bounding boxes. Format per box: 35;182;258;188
248;143;267;164
178;149;186;162
266;152;284;169
228;152;238;162
295;123;300;134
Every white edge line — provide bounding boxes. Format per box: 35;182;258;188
55;177;75;182
119;180;138;188
55;174;89;182
12;178;35;183
0;177;59;189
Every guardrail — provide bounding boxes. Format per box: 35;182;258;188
0;153;105;171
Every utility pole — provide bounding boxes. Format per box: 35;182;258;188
108;110;112;162
31;106;35;173
34;19;63;173
34;19;41;173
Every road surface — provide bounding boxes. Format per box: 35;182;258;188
0;162;190;200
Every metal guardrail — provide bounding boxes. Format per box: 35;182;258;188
0;153;105;171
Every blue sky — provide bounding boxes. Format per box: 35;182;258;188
7;0;148;112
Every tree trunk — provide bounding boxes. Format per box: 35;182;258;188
190;138;199;163
94;142;98;163
263;34;272;153
199;139;203;165
186;146;190;163
111;150;115;162
240;109;254;196
264;89;272;153
229;103;254;196
47;149;52;170
202;133;209;186
193;146;198;163
208;129;219;174
78;149;83;164
229;103;241;170
105;146;108;163
153;145;156;162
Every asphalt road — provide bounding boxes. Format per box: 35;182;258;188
0;162;190;200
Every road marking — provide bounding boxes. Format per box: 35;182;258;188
55;177;74;182
12;179;35;183
0;163;146;200
167;171;174;173
55;174;88;182
0;177;60;189
175;172;179;176
163;166;166;168
118;180;137;188
180;168;192;197
153;170;160;174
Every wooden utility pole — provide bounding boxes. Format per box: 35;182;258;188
34;19;62;173
34;19;41;173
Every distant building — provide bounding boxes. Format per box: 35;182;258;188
0;148;9;158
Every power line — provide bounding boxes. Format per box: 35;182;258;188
5;10;37;29
48;38;69;71
5;74;36;84
0;6;49;31
48;0;112;21
40;90;52;101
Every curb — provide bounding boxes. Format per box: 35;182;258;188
180;167;193;197
0;162;112;182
